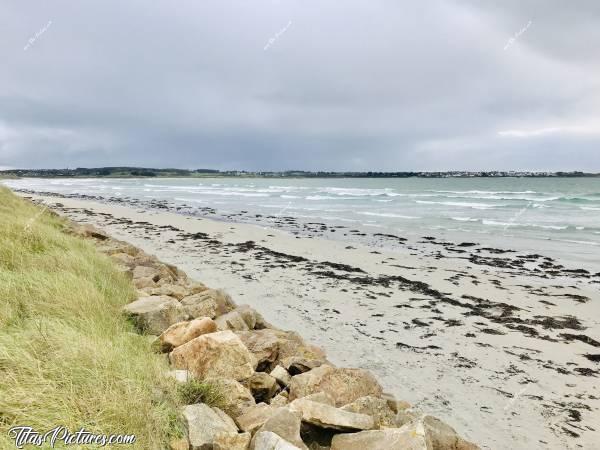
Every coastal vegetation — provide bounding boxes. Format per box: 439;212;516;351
1;167;598;178
0;187;182;449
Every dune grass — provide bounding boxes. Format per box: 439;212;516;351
0;187;182;449
177;379;224;410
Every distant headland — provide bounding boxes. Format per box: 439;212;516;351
1;167;599;178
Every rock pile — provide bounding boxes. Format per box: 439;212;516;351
75;224;480;450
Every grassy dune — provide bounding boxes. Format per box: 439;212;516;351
0;187;180;449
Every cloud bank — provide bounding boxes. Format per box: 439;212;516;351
1;0;599;170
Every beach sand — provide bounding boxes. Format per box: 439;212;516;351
23;193;600;450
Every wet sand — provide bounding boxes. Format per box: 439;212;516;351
21;192;600;450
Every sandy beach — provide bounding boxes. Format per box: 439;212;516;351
22;192;600;450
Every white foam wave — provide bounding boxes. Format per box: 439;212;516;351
556;239;600;246
482;220;568;230
432;190;537;194
358;212;420;219
431;193;559;202
450;217;479;222
320;187;393;197
416;200;500;209
306;195;360;200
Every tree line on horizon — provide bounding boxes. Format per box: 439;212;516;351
0;167;597;178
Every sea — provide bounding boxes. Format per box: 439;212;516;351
5;176;600;271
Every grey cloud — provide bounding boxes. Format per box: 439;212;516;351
1;0;599;170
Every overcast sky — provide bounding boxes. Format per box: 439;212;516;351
1;1;599;171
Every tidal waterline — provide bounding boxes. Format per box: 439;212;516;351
5;176;600;270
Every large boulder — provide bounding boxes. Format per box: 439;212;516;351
165;262;188;283
208;378;256;418
421;415;479;450
281;357;326;376
250;407;307;450
243;372;279;403
131;261;180;286
214;432;251;450
341;395;396;428
156;264;180;285
181;293;218;319
236;329;326;372
270;366;292;387
382;392;412;414
330;427;427;450
235;329;283;371
252;431;303;450
159;318;217;352
110;252;136;268
331;416;479;450
289;398;374;431
235;404;277;434
236;305;270;329
133;265;161;282
123;295;185;335
134;277;157;290
131;252;158;265
181;404;239;450
288;365;383;407
181;289;236;320
150;284;190;300
180;281;210;295
395;407;421;428
301;392;335;406
270;391;289;407
283;332;324;361
209;289;237;315
170;330;257;381
216;310;250;331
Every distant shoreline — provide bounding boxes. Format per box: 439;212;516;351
1;167;599;179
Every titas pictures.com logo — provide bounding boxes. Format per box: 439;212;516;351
8;426;135;448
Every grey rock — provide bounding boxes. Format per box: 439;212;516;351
252;431;302;450
181;293;218;319
330;427;427;450
243;372;279;403
216;310;250;332
270;391;289;407
123;295;184;335
207;378;256;419
289;398;374;431
341;395;396;428
214;432;251;450
133;265;161;281
169;330;256;381
251;407;307;450
182;404;238;450
270;366;292;387
236;403;277;434
289;365;383;407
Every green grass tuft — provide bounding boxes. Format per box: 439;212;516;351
177;379;225;409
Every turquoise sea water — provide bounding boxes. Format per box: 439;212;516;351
6;177;600;270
